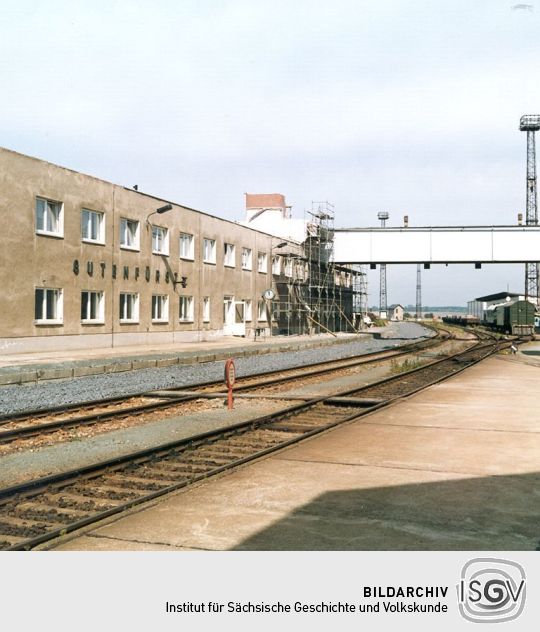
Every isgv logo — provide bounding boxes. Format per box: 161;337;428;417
457;558;526;623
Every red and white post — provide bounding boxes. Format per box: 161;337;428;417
224;358;236;410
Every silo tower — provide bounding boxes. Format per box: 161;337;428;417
520;114;540;300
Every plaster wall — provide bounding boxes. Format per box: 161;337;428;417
0;147;301;352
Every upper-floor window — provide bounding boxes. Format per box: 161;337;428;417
119;292;139;322
152;225;169;255
203;238;216;264
241;247;252;270
81;209;105;244
81;290;104;323
257;252;268;273
179;295;194;322
36;197;63;237
120;218;140;250
35;288;63;324
224;243;236;267
284;257;293;277
272;255;281;275
152;294;169;323
179;233;194;259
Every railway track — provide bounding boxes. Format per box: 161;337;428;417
0;330;454;444
0;336;505;551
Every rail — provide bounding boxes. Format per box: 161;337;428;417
0;336;504;551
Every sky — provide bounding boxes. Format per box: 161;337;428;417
1;0;539;306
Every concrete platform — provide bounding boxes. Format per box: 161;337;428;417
0;332;366;386
54;352;540;551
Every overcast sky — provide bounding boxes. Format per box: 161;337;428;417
1;0;539;306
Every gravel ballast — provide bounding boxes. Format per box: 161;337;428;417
0;322;433;416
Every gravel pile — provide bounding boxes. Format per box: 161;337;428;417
0;322;432;415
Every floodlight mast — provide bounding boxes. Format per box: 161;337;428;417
377;212;389;316
520;114;540;300
416;263;422;320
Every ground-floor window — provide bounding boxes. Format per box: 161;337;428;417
81;290;104;323
223;295;234;326
35;288;63;324
152;294;169;322
119;292;139;323
179;295;194;322
245;299;252;321
202;296;210;322
257;299;267;321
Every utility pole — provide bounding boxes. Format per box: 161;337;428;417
416;263;422;320
377;211;389;318
520;114;540;301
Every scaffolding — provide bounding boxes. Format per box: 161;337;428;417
270;201;365;335
351;264;368;327
303;201;336;333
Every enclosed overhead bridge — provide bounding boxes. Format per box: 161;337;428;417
334;226;540;264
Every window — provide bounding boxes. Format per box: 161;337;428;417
81;291;104;323
203;238;216;263
245;299;252;321
224;242;236;267
179;233;194;259
120;218;140;250
81;209;104;243
152;225;169;255
202;296;210;322
257;299;267;321
284;257;293;277
272;255;281;275
257;252;267;273
241;247;252;270
179;296;194;322
119;292;139;322
223;296;234;325
36;197;63;236
152;294;169;322
34;288;63;324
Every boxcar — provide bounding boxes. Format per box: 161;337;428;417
496;299;535;334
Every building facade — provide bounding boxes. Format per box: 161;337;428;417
388;304;404;321
0;147;307;354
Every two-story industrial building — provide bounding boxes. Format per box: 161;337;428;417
0;147;359;354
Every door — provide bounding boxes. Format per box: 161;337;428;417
232;301;246;336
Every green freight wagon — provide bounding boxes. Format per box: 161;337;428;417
495;299;535;335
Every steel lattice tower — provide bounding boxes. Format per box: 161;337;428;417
416;263;422;319
377;212;389;316
520;114;540;300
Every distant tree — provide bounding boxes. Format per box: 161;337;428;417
403;312;412;319
424;312;434;319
